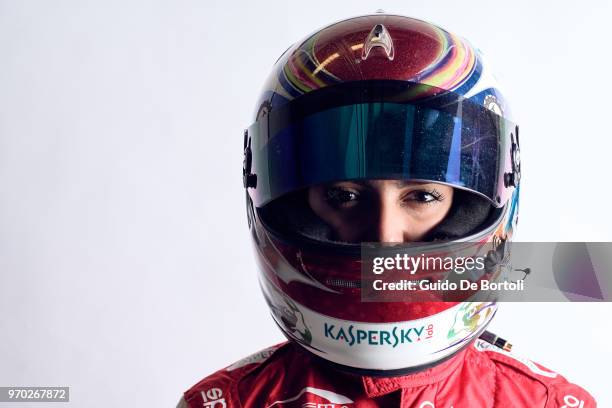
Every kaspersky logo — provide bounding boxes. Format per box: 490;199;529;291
324;323;434;347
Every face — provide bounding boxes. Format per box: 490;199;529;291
308;180;454;243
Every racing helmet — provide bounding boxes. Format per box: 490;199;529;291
242;13;521;374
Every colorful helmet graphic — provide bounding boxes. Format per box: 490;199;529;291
243;13;521;374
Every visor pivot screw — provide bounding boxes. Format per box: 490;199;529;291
504;172;516;188
243;129;257;189
504;130;521;188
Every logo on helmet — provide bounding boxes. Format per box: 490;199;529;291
324;323;434;348
268;294;313;346
447;302;495;340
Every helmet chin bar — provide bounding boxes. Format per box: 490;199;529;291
304;320;496;378
261;268;499;373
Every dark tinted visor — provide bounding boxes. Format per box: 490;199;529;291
247;81;518;208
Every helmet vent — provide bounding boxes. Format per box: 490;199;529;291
325;278;361;289
362;24;395;61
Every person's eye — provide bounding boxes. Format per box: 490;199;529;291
402;189;445;205
325;187;361;208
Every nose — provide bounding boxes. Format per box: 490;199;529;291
375;198;407;243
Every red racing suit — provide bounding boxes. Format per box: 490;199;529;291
177;337;596;408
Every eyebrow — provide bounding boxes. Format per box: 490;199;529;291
393;180;412;188
356;180;435;188
392;180;432;188
333;180;434;189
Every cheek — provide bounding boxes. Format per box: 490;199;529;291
308;188;332;221
308;189;356;231
319;210;371;241
307;193;369;241
411;189;454;226
429;200;453;224
401;202;453;232
334;221;372;242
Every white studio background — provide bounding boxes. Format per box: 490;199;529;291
0;1;610;407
